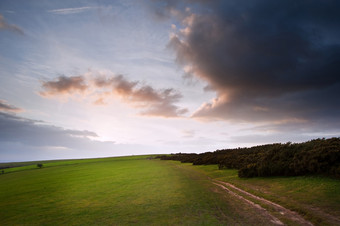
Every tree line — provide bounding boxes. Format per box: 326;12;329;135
156;138;340;178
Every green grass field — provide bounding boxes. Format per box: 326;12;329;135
1;156;340;225
192;164;340;225
0;156;274;225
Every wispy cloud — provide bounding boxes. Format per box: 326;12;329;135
47;7;96;15
0;14;24;35
0;111;109;150
40;71;188;118
0;100;23;113
182;129;195;138
0;112;157;162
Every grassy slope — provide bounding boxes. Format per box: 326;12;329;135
191;164;340;225
0;157;273;225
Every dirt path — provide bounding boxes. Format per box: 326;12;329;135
213;180;314;226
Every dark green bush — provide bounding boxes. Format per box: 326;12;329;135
159;138;340;178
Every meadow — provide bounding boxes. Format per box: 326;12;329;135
0;156;272;225
192;164;340;225
1;156;340;225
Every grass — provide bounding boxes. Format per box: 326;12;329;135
0;156;274;225
190;164;340;225
0;156;148;174
3;156;337;225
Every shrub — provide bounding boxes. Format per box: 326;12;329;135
159;137;340;178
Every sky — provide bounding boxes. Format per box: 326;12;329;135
1;0;340;162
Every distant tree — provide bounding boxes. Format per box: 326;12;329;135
37;163;43;169
1;170;4;174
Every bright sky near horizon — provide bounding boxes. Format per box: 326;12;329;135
1;0;340;162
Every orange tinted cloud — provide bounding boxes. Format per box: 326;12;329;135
93;74;187;117
40;75;88;96
40;72;188;118
0;100;23;113
0;14;24;35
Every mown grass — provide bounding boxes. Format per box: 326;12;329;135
191;164;340;225
0;156;274;225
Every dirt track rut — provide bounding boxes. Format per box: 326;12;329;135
213;180;314;226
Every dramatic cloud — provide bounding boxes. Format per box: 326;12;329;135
0;100;23;113
93;74;188;117
164;0;340;125
0;14;24;35
40;72;188;117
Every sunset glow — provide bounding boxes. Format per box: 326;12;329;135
1;0;340;161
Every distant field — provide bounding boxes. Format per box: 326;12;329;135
0;156;139;173
0;156;275;225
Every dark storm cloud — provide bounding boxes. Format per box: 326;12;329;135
0;112;110;150
162;0;340;125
